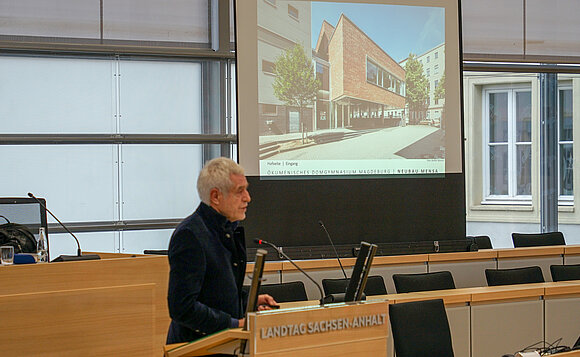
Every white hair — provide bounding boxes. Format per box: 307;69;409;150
197;157;245;205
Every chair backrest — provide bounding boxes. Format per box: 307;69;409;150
550;264;580;282
392;271;456;294
321;275;387;296
143;249;168;255
389;298;455;357
512;231;565;248
485;266;545;286
467;235;493;249
257;281;308;303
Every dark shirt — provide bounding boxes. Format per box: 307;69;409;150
166;202;247;344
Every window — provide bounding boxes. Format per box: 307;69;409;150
366;60;378;83
262;104;277;115
559;87;573;198
288;5;299;20
426;68;430;77
484;87;532;201
262;60;276;74
435;52;439;59
0;55;235;256
316;62;329;91
426;56;430;63
366;58;402;95
434;64;439;75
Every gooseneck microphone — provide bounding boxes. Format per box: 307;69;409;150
254;239;325;305
318;220;347;279
28;193;100;262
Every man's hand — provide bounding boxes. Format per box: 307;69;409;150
238;318;245;327
257;294;279;310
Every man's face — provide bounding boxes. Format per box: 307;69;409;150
213;173;251;222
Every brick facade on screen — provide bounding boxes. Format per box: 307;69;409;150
329;15;405;108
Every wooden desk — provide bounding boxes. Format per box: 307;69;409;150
565;246;580;264
278;281;580;357
164;301;389;357
0;253;169;356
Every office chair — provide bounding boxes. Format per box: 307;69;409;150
243;281;308;303
389;298;454;357
467;235;493;249
321;275;387;296
392;271;456;294
550;264;580;282
485;266;545;286
511;232;565;248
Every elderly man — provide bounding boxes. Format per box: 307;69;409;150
167;157;276;344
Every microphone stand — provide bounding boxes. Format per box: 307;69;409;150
318;220;347;279
255;239;325;305
28;193;100;262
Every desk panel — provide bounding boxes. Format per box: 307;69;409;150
371;263;427;294
497;256;564;282
447;304;471;357
0;254;169;355
0;284;155;356
471;298;543;357
564;255;580;265
429;259;496;288
544;283;580;349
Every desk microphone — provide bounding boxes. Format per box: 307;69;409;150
318;220;347;279
28;193;100;262
254;239;325;305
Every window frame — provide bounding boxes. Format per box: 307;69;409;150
558;84;574;203
482;84;533;204
288;4;299;20
262;59;276;75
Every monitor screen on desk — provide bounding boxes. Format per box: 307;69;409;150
0;197;49;259
345;241;378;302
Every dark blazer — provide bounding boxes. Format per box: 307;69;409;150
166;203;247;344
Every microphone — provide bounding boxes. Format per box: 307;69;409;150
254;239;326;305
318;220;347;279
28;193;100;262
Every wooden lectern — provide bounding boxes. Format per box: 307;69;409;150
164;300;388;357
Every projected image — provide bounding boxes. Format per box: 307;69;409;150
257;1;446;176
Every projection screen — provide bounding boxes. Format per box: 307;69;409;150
236;0;462;178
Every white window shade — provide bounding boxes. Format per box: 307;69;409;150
461;0;523;57
0;0;210;46
102;0;209;43
462;0;580;63
0;145;118;223
0;0;100;38
0;56;115;134
119;60;202;134
119;144;202;221
526;0;580;58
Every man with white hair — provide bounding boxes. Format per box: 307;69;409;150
166;157;276;345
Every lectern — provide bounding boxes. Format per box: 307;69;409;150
164;300;388;356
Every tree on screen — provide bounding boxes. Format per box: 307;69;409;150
404;53;429;125
434;72;445;101
434;72;446;128
273;44;320;138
